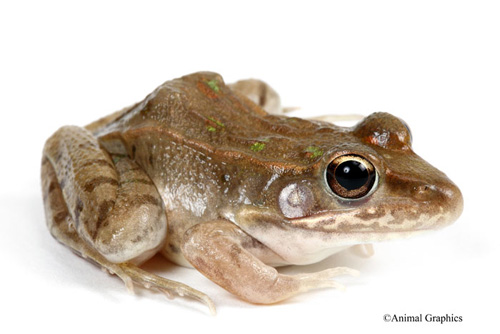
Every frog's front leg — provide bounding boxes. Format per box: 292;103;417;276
42;126;215;313
181;220;358;304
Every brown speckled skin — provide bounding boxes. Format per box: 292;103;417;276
41;72;463;310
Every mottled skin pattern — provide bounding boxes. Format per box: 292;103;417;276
41;72;463;313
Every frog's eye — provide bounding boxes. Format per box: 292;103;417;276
326;155;376;199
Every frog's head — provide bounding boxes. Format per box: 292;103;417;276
232;112;463;265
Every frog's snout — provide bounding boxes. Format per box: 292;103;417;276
435;180;463;224
410;178;464;228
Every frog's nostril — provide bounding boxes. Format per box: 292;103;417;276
421;184;432;193
413;184;434;200
415;181;464;220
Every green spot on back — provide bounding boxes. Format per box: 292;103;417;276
206;80;220;93
250;142;266;152
207;126;217;132
208;116;225;127
305;146;323;159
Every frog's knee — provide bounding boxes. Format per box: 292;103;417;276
91;180;168;264
94;205;167;264
90;156;168;264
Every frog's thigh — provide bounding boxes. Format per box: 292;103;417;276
181;220;358;304
41;156;215;313
229;79;282;115
42;155;136;284
43;125;166;264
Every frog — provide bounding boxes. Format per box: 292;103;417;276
41;71;463;314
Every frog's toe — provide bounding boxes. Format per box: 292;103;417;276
307;266;360;279
325;280;346;291
295;267;359;292
325;267;360;277
118;263;216;315
116;270;135;293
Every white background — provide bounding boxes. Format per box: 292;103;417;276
0;1;498;333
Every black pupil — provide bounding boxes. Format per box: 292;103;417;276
335;160;369;190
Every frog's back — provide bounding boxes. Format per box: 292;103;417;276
94;72;350;172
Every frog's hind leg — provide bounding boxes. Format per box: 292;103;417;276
41;156;215;314
41;127;215;314
229;79;283;115
308;114;365;124
42;156;134;289
42;125;167;264
228;79;365;123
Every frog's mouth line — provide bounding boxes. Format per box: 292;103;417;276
285;204;456;234
231;197;458;237
236;214;430;266
231;204;457;266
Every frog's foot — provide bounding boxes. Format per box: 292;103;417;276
117;264;216;315
308;114;365;124
81;251;216;314
182;220;359;305
292;266;360;292
41;156;216;315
